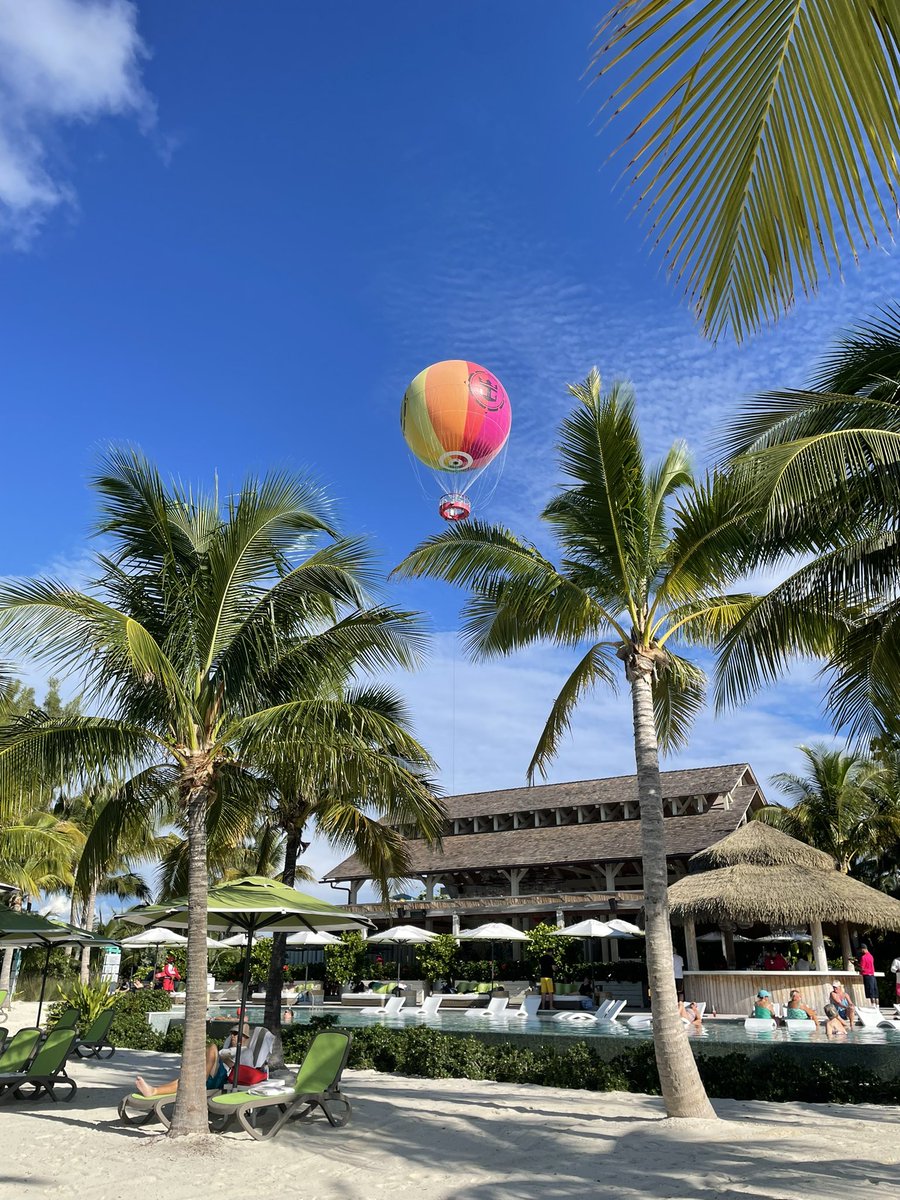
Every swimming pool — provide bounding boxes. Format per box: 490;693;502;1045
206;1004;900;1047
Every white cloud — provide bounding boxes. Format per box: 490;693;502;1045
0;0;151;245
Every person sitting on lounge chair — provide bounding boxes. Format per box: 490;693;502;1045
785;989;817;1022
752;989;775;1018
679;1001;703;1028
134;1042;227;1097
824;982;854;1037
577;977;595;1010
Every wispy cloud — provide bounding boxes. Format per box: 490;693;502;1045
0;0;151;245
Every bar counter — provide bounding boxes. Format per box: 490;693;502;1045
682;970;873;1014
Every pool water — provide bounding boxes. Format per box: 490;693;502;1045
207;1004;900;1046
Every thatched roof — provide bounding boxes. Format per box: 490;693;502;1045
670;822;900;930
689;821;836;873
669;864;900;929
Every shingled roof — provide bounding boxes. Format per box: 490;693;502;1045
324;764;760;881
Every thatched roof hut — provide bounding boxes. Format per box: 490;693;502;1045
669;821;900;930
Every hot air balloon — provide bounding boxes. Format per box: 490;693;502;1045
400;360;511;521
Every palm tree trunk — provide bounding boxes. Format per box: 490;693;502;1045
629;657;716;1119
79;882;98;984
0;891;21;993
264;825;302;1069
168;775;211;1138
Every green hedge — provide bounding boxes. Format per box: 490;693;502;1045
109;1016;900;1106
108;990;173;1051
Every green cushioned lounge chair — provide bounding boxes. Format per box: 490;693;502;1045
0;1029;77;1103
0;1028;41;1075
74;1008;116;1059
118;1087;182;1128
207;1030;353;1141
0;988;8;1020
48;1008;79;1033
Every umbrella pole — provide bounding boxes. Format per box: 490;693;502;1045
589;939;594;1001
491;941;496;990
232;921;255;1091
36;942;52;1026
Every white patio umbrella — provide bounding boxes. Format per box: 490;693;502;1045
119;926;189;988
456;921;527;987
285;929;342;984
367;925;437;985
550;918;629;991
607;918;645;936
218;931;262;947
696;931;752;943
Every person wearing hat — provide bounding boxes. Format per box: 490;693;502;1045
824;980;855;1028
752;989;774;1018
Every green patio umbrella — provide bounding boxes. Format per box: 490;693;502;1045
0;909;119;1023
121;876;369;1085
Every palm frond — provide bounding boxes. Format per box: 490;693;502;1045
594;1;900;340
527;643;619;782
653;650;706;752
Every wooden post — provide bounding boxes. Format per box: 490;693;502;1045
684;916;699;972
810;920;828;972
723;928;736;969
839;923;853;969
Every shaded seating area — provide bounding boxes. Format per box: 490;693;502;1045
669;824;900;1015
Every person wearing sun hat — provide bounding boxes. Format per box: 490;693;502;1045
752;988;775;1018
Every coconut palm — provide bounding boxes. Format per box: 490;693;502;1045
593;2;900;340
715;308;900;745
0;449;440;1137
257;689;444;1053
755;744;897;875
395;369;764;1119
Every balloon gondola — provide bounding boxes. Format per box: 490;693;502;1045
401;359;511;522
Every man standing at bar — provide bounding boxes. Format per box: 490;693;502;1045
858;944;879;1005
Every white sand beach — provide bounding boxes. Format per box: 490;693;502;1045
0;1039;898;1200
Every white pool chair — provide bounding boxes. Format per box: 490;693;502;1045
598;999;628;1022
626;1014;653;1030
855;1006;887;1029
401;994;443;1019
744;1016;777;1033
783;1017;816;1033
360;994;405;1016
465;996;508;1019
510;994;541;1019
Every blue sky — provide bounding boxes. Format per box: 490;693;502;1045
3;1;898;898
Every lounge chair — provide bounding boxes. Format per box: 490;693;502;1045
0;1028;41;1075
74;1008;116;1059
465;996;508;1019
0;988;8;1020
401;994;444;1019
744;1017;777;1033
359;994;405;1017
47;1008;79;1034
554;998;613;1022
207;1030;353;1141
510;995;541;1019
0;1029;77;1103
784;1017;817;1033
855;1006;886;1029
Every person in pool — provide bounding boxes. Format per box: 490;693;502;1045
752;988;775;1017
785;989;817;1022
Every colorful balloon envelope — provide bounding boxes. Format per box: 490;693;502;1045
401;360;511;521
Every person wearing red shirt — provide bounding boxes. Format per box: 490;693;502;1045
858;944;878;1004
763;946;789;970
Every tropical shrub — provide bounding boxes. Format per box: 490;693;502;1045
47;979;117;1032
109;988;172;1051
323;932;369;986
414;934;459;984
524;923;573;978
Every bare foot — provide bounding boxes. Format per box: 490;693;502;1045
135;1076;156;1098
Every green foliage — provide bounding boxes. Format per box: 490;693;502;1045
48;978;117;1031
108;988;171;1051
109;1014;900;1106
524;924;572;977
159;1024;184;1054
249;938;271;985
414;934;459;983
323;931;369;986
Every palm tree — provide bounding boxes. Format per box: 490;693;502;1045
0;449;440;1137
715;308;900;747
592;2;900;340
256;686;444;1054
395;370;762;1119
756;744;893;874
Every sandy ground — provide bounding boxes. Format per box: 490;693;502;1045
1;1039;899;1200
